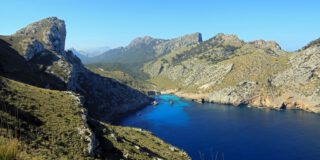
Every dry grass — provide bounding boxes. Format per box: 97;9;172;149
0;77;89;159
0;137;18;160
101;123;191;160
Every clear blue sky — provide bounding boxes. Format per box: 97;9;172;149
1;0;319;51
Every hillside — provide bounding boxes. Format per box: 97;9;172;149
143;33;320;112
86;32;320;113
86;66;155;91
0;17;190;159
0;77;91;159
0;77;190;159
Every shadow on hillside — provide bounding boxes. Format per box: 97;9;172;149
0;101;43;127
87;119;124;159
0;38;66;90
0;100;44;146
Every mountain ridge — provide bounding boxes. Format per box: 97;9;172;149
142;33;320;113
85;31;320;113
88;32;202;64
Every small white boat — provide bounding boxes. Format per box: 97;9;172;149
152;100;158;106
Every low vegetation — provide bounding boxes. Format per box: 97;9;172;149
0;76;90;159
89;121;190;160
0;137;18;160
0;76;191;159
87;65;155;91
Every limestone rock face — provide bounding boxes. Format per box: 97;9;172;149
273;46;320;87
42;24;66;52
148;60;234;88
208;81;259;106
19;38;44;61
15;17;66;53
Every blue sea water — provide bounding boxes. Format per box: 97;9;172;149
117;94;320;160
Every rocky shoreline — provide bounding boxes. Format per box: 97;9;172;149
160;89;320;114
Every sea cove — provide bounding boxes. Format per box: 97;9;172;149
118;94;320;160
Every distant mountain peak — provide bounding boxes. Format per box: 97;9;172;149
211;33;245;47
174;32;203;43
128;36;161;47
214;33;241;42
128;33;202;49
249;40;282;50
79;46;111;57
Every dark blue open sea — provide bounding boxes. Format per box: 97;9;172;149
117;94;320;160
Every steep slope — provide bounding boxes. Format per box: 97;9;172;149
0;77;93;159
64;50;151;120
144;33;320;112
0;35;66;90
0;17;190;159
144;33;286;87
0;77;190;160
69;48;90;63
0;17;151;121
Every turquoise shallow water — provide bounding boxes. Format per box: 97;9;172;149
117;94;320;160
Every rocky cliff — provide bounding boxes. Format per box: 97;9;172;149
14;17;66;53
143;33;320;113
0;17;151;120
63;50;151;119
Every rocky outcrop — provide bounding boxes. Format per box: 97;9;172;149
146;60;234;88
273;46;320;87
15;17;66;53
212;33;245;47
19;38;44;60
208;81;261;106
66;91;99;156
249;40;281;50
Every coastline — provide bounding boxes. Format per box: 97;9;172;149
160;89;320;114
